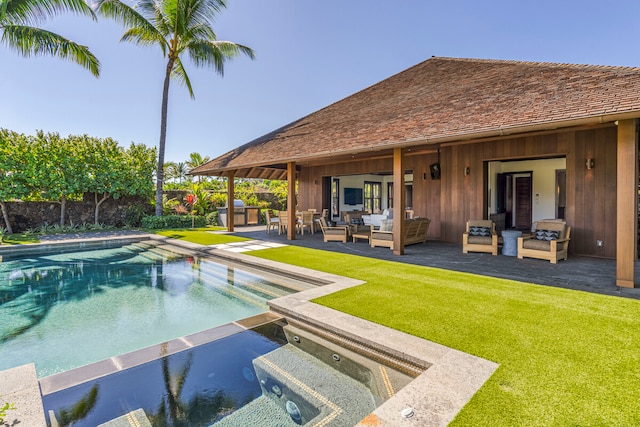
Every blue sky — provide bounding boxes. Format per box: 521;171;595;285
2;0;640;164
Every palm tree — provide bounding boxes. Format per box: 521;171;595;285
186;151;210;182
95;0;255;216
0;0;100;76
173;161;188;184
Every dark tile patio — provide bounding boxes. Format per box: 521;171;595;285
231;226;640;300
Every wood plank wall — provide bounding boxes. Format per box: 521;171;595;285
299;124;619;258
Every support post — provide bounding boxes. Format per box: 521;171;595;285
227;171;235;232
393;148;405;255
616;119;637;288
287;162;297;240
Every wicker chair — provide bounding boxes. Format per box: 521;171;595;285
462;220;498;256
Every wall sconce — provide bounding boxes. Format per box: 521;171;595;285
464;166;470;176
586;158;594;170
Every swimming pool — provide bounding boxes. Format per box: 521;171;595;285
40;320;417;427
0;240;312;377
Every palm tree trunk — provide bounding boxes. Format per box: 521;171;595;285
155;58;175;216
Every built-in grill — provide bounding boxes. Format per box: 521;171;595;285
218;199;261;227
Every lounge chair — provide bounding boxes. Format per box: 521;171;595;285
518;220;571;264
319;217;348;243
462;220;498;256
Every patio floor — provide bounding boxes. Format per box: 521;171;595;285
230;226;640;300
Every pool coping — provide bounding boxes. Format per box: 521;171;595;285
2;234;498;426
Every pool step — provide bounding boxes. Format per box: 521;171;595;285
210;395;298;427
96;408;152;427
252;342;377;426
197;262;293;299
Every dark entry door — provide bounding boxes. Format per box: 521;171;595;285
515;177;532;229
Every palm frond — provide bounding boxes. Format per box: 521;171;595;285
187;39;254;75
2;24;100;76
4;0;95;25
187;0;226;27
95;0;159;36
171;57;194;98
121;27;167;54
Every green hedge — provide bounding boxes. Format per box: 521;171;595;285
142;215;207;229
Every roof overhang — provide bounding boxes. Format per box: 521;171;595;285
190;111;639;180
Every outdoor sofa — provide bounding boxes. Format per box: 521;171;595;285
370;217;431;250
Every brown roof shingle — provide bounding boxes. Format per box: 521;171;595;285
193;57;640;176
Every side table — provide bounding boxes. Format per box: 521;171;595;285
501;230;522;256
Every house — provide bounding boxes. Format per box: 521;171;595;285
190;57;640;288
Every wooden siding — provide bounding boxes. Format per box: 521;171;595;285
299;125;620;258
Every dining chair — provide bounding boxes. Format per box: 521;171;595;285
265;209;279;234
278;211;289;235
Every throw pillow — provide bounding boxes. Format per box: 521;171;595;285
379;219;393;232
535;229;560;241
469;226;490;237
350;217;364;225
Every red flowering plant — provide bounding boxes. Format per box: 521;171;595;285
186;184;213;216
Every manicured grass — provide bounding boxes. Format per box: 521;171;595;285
249;246;640;426
1;233;40;244
154;228;250;245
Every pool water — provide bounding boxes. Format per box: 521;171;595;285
41;322;416;427
0;242;301;377
42;324;287;427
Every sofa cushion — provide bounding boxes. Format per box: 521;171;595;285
372;232;393;241
535;229;560;241
523;238;564;251
379;219;393;232
325;228;345;236
469;226;491;237
468;235;493;245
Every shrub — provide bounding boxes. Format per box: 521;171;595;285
142;215;206;229
205;211;218;226
125;204;147;228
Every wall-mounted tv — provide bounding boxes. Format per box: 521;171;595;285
344;187;363;205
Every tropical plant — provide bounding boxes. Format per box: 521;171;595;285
0;0;100;76
186;151;210;182
0;129;35;233
169;162;189;184
0;400;16;424
31;131;92;225
95;0;255;217
186;183;213;216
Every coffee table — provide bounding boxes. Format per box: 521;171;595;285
352;232;370;243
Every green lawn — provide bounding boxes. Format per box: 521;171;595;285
154;228;251;245
248;245;640;426
1;233;40;244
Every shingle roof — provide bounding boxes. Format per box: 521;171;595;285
192;57;640;176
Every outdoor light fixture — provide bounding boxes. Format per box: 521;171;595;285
586;158;594;170
464;166;470;176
